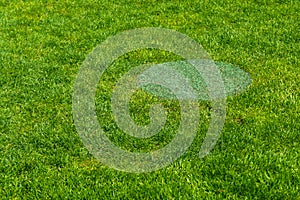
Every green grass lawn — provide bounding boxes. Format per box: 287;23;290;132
0;0;299;199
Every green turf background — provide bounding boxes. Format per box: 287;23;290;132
0;0;299;199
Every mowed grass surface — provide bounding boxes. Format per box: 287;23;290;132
0;0;299;199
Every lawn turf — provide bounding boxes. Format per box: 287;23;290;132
0;0;299;199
